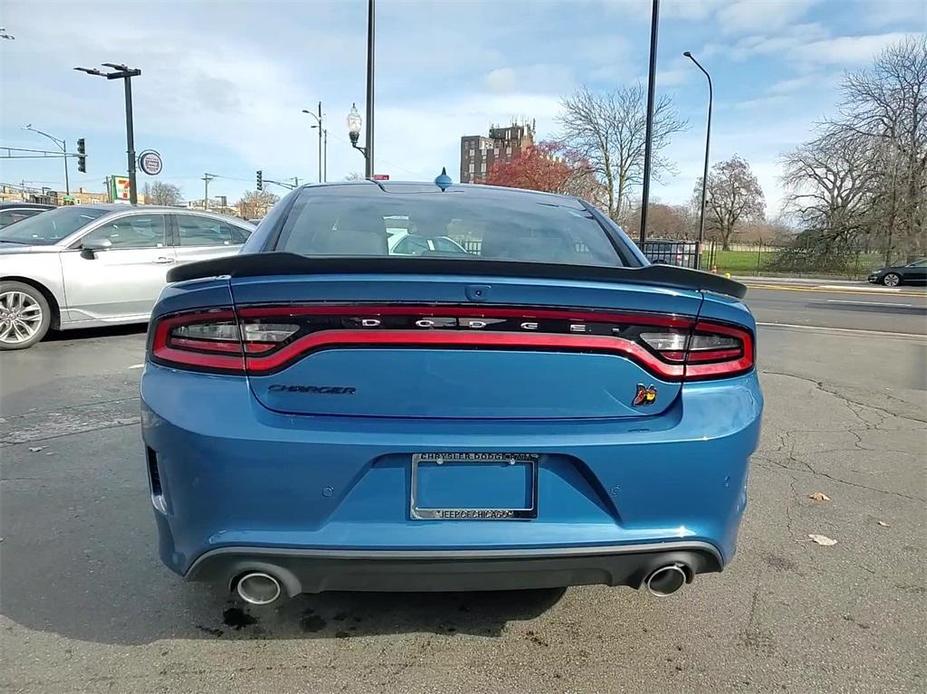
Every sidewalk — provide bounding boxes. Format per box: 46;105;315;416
734;275;865;286
735;275;926;295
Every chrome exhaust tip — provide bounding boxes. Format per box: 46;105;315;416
645;564;688;597
236;571;282;605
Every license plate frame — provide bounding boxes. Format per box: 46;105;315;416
410;452;539;520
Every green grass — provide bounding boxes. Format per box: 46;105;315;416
701;249;885;277
701;250;773;274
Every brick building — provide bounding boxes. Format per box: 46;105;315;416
459;121;535;183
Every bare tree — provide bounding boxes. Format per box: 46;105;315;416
558;85;686;223
237;189;279;220
694;156;765;250
620;202;693;240
781;130;876;240
143;181;182;206
836;36;927;259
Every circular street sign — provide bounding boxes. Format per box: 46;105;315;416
138;149;163;176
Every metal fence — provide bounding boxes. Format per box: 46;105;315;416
641;240;700;269
456;236;888;279
455;239;594;257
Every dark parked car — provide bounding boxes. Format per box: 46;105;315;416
867;259;927;286
141;180;762;605
0;202;55;229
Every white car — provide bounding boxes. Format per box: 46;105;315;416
0;204;254;349
386;229;470;256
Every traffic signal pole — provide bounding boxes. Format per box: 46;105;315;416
62;141;70;195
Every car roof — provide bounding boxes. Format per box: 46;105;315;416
60;204;254;226
0;201;55;210
296;180;588;209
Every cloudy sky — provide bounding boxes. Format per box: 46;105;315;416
0;0;923;214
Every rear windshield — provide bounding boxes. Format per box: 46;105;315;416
0;206;107;246
274;189;625;267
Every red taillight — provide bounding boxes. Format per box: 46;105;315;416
150;308;298;373
684;321;755;380
149;305;754;380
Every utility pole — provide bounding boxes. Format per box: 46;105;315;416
323;128;328;182
202;173;215;210
365;0;375;178
639;0;659;246
74;63;141;205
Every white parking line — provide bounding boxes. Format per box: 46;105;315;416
757;322;926;339
128;363;144;369
824;299;915;308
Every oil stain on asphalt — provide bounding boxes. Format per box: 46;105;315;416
222;607;257;630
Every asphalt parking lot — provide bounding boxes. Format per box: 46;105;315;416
1;286;925;693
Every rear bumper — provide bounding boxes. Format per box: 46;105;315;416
187;542;722;594
141;364;762;589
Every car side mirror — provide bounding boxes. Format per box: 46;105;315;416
80;238;112;259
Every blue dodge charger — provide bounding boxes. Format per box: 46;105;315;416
140;180;763;605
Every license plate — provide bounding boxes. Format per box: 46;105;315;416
411;452;539;520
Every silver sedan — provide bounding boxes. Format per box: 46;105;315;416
0;204;254;350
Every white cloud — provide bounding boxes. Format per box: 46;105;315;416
600;0;726;21
484;64;575;95
486;68;518;94
792;32;915;64
717;0;819;35
657;67;691;87
766;74;822;94
732;95;791;110
709;23;829;61
854;0;927;28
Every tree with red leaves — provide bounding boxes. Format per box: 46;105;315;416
485;141;605;207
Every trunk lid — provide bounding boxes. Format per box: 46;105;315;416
229;273;703;420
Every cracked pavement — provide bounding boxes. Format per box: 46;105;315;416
1;315;925;693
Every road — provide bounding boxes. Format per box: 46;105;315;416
1;283;925;693
743;283;926;335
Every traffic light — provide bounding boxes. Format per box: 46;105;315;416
76;138;86;173
256;170;263;191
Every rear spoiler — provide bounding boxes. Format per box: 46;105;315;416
167;252;747;299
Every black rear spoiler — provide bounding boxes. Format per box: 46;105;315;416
168;252;747;299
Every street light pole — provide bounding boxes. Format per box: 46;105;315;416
347;103;367;165
122;74;137;205
684;51;712;271
302;103;325;183
365;0;375;178
23;125;69;195
639;0;659;246
74;63;141;205
317;101;323;182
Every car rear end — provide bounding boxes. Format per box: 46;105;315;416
140;182;762;602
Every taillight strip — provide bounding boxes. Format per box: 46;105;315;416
237;304;696;329
149;306;755;381
239;329;686;379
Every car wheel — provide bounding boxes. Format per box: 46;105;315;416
882;273;901;287
0;281;51;350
